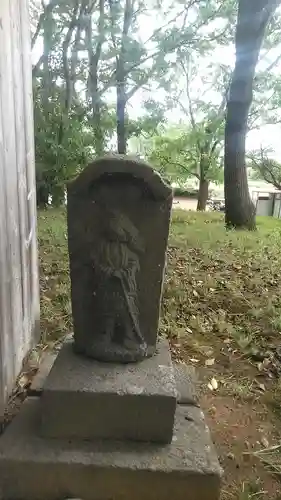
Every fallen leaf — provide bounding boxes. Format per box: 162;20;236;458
200;346;214;356
261;436;269;448
208;377;218;391
189;358;199;363
263;358;271;368
258;383;266;392
193;289;199;297
244;440;250;449
17;374;29;389
205;358;215;366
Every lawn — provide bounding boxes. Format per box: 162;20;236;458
38;207;281;500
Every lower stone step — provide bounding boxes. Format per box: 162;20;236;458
0;398;222;500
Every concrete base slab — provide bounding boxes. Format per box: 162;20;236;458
0;398;222;500
174;363;200;406
28;345;200;406
41;338;177;443
29;351;58;395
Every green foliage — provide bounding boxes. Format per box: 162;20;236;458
147;129;197;181
173;187;198;198
34;85;94;205
146;125;223;184
248;148;281;190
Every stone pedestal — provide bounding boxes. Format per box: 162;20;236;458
41;339;177;443
0;376;222;500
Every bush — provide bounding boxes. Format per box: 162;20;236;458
173;187;198;198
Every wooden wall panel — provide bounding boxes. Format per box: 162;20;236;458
0;0;39;416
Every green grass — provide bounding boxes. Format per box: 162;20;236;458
38;207;281;358
238;481;269;500
164;210;281;358
38;208;71;344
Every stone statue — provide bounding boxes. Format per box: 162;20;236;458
88;207;147;362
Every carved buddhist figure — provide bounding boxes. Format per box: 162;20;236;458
87;207;147;363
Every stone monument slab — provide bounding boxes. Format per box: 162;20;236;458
40;338;177;443
67;155;173;363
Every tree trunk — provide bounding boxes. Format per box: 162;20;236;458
62;1;79;116
113;0;132;155
86;0;105;157
36;185;49;208
197;178;209;211
42;7;54;110
70;1;85;101
116;81;127;154
51;185;65;207
224;0;280;230
224;101;256;229
32;0;58;79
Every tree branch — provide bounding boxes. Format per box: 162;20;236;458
126;70;153;101
70;2;87;94
31;0;59;49
163;160;200;179
62;0;80;114
179;56;201;155
177;162;200;179
210;140;220;157
259;147;281;188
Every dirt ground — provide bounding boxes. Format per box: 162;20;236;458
171;337;281;499
173;196;198;211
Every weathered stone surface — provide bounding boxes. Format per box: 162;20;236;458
67;155;173;363
40;338;177;443
28;347;200;408
174;363;200;406
29;351;58;395
0;398;222;500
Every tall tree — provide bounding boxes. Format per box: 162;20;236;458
34;84;94;206
224;0;281;229
85;0;106;155
172;54;229;210
106;0;235;154
146;125;224;208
